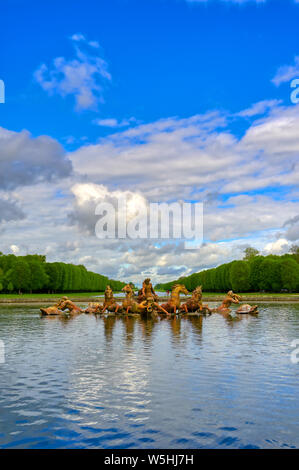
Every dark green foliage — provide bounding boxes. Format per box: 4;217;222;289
27;260;49;292
0;252;125;294
8;260;31;294
229;261;251;292
258;257;282;292
0;267;3;292
156;253;299;293
280;257;299;292
7;282;14;292
290;245;299;264
248;256;264;291
109;279;127;291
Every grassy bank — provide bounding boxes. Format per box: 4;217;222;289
159;292;299;302
0;292;299;303
0;292;107;303
0;292;101;298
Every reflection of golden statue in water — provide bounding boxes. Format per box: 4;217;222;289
187;315;203;338
168;315;181;338
102;314;117;342
138;316;158;341
123;316;136;344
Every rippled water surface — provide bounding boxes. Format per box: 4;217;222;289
0;303;298;449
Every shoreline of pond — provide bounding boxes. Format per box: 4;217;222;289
1;295;299;305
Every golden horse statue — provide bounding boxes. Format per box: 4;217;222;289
160;284;189;314
180;285;212;314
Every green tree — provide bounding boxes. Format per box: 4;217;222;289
259;258;282;292
45;263;60;293
280;258;299;292
248;256;264;291
229;261;251;292
8;260;31;294
290;245;299;263
28;260;49;292
243;247;260;261
0;267;3;292
7;281;14;293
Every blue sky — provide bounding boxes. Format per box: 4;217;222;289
1;0;298;142
0;0;299;283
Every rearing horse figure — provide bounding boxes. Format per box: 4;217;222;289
160;284;189;314
180;285;212;314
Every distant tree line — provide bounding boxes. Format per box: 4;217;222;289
155;246;299;293
0;253;125;294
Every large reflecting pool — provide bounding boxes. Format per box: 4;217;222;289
0;303;298;449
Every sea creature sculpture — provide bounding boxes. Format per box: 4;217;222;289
40;306;63;316
236;304;259;314
84;302;101;314
55;296;83;314
214;291;240;314
40;296;81;316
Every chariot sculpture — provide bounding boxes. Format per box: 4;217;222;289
40;280;258;318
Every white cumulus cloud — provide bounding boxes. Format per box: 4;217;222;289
34;34;111;111
264;238;289;255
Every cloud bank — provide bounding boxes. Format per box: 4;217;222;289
1;100;299;283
